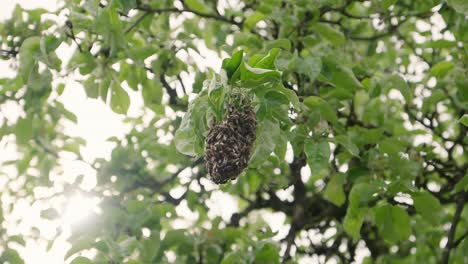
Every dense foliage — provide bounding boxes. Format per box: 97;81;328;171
1;0;467;263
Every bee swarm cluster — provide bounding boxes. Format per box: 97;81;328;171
205;99;256;184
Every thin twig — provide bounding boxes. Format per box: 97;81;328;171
441;194;466;264
124;12;151;34
453;229;468;248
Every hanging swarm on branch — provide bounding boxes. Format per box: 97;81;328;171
205;96;256;184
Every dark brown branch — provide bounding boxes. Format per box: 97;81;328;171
0;49;18;57
177;74;187;95
65;20;83;53
441;194;466;264
159;74;179;105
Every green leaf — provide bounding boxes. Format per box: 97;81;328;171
70;256;93;264
412;191;442;224
28;67;53;92
174;95;209;156
65;237;95;259
68;51;97;75
430;61;455;78
381;0;397;9
274;130;288;160
447;0;468;15
254;242;280;264
458;114;468;127
334;135;360;157
15;116;34;145
244;12;266;30
110;81;130;114
239;62;281;87
264;39;291;50
249;119;279;167
83;76;99;99
162;229;187;249
343;183;378;239
297;56;322;83
174;116;199;157
140;232;161;262
0;249;24;264
252;48;280;70
222;251;249;264
385;74;412;102
373;204;411;243
18;36;41;80
184;0;210;13
313;23;345;46
222;50;244;81
343;206;367;240
142;78;163;111
304;139;330;174
455;175;468;192
94;8;126;56
303;96;338;125
9;235;26;246
323;174;346;206
56;83;65;95
321;57;363;91
40;35;62;70
40;208;59;219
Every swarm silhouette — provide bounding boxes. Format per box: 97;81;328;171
205;97;256;184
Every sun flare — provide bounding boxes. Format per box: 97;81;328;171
61;194;100;226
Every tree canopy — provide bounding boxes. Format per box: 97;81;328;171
0;0;467;263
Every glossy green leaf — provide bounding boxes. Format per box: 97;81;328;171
304;139;330;174
447;0;468;15
244;12;266;29
222;50;244;81
185;0;210;13
412;191;442;224
249;119;280;167
430;61;455;78
321;57;363;91
324;174;346;206
0;249;24;264
221;251;249;264
313;23;345;46
15;116;33;146
110;81;130;114
304;96;338;125
455;175;468;192
374;204;411;243
297;56;322;82
343;182;377;239
254;242;280;264
18;36;41;80
458;114;468;126
343;206;367;240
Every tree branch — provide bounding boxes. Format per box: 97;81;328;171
124;12;151;34
453;229;468;248
441;194;466;264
